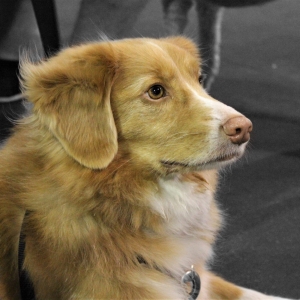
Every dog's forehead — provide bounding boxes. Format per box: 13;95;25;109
149;41;198;68
115;38;200;79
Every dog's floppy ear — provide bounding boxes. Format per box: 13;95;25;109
21;43;118;169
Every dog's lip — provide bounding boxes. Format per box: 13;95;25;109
160;153;240;168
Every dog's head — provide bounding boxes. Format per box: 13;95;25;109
21;37;252;173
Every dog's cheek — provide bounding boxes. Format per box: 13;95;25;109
111;86;219;165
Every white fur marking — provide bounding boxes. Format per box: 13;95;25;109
240;287;293;300
151;175;212;235
186;82;243;124
149;175;215;278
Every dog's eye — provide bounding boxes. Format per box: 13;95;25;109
198;74;206;85
148;85;165;100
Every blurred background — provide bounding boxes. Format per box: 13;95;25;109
0;0;299;298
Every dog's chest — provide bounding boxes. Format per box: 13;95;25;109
148;174;216;278
150;174;213;236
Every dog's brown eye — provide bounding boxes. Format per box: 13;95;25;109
148;85;165;100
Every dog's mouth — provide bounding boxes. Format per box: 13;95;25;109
160;152;241;169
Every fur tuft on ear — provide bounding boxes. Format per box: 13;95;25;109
20;43;119;169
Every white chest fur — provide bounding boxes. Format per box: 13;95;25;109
149;174;217;275
151;174;214;236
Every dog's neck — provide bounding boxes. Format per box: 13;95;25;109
145;172;221;275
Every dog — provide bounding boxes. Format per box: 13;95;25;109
0;36;292;299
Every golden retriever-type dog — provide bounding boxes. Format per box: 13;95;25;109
0;37;291;299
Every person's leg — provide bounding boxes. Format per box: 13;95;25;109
71;0;148;44
0;0;43;141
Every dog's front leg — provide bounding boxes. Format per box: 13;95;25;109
199;271;294;300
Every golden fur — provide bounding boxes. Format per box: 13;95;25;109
0;37;289;299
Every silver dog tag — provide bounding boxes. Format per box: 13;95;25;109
181;265;201;300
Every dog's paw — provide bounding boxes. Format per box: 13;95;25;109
240;287;295;300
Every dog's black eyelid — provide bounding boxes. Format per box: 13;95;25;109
198;74;206;85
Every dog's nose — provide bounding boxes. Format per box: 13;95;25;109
223;116;253;145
